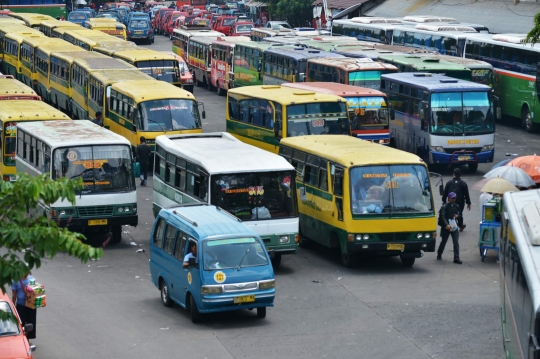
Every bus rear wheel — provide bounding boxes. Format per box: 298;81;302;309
271;254;281;268
522;107;539;133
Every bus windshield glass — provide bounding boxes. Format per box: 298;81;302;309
210;171;297;221
3;121;17;166
203;237;269;271
430;91;494;135
286;102;349;137
223;18;236;26
139;99;202;131
53;145;135;194
350;164;433;215
135;60;179;83
348;70;388;89
347;96;388;128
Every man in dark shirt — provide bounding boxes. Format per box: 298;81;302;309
442;168;471;231
137;136;151;186
437;192;462;264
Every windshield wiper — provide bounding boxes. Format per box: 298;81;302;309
0;331;19;336
146;119;167;133
237;244;254;271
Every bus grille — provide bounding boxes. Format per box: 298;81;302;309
378;233;411;242
444;147;483;154
78;205;115;217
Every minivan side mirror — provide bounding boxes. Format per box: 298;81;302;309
188;257;199;269
24;323;33;333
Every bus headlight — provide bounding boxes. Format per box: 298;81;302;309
429;146;445;153
124;207;130;212
118;207;124;213
355;234;362;241
259;279;275;289
417;233;423;239
481;144;494;152
201;286;222;294
279;235;290;244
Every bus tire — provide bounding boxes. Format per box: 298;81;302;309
256;307;266;318
207;78;214;91
401;257;415;267
190;294;202;323
339;235;357;267
271;253;281;268
389;139;397;149
217;86;225;96
522;107;539;133
468;163;478;173
111;225;122;244
298;227;310;248
160;279;173;307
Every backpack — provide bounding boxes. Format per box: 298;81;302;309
437;203;447;227
447;179;462;201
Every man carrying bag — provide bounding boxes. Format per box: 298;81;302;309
437;192;463;264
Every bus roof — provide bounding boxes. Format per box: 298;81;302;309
280;135;423;168
0;18;25;26
112;80;195;102
228;85;349;105
378;54;470;71
89;70;155;85
17;120;130;148
307;57;398;71
282;82;386;98
5;32;44;43
51;51;108;63
413;53;493;69
173;27;224;38
466;33;540;51
157;132;294;174
381;73;492;92
36;43;82;56
73;56;137;71
40;20;81;29
159;204;255;240
113;49;176;61
235;41;274;51
189;35;223;45
0;76;39;100
263;46;344;60
303;40;359;52
92;44;141;56
212;36;251;46
0;101;70;121
22;36;66;48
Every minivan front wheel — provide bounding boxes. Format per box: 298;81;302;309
190;295;202;323
257;307;266;318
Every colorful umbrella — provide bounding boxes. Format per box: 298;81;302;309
480;177;519;194
484;166;535;188
506;155;540;184
492;158;512;169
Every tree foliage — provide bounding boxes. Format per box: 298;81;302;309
525;13;540;45
0;174;103;295
265;0;313;27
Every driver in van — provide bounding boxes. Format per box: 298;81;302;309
183;242;197;268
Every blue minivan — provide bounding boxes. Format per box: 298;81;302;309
149;204;276;323
68;11;90;26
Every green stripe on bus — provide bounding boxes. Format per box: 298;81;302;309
297;183;333;201
226;119;279;146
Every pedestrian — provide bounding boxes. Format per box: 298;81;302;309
305;19;310;27
255;18;260;27
92;111;103;127
327;15;333;30
437;192;463;264
442;168;471;231
316;16;321;29
312;17;317;29
11;272;37;343
137;136;151;186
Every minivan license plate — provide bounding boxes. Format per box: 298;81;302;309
88;219;108;226
233;295;255;304
387;244;405;251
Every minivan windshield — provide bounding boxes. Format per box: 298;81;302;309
0;301;20;335
203;237;268;270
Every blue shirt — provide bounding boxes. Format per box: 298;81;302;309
11;275;35;306
183;253;197;263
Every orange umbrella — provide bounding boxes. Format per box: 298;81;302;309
506;155;540;184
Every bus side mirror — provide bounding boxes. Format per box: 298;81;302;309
439;184;444;196
202;110;206;119
274;121;281;140
389;108;395;121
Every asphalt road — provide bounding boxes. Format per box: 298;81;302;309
11;35;540;359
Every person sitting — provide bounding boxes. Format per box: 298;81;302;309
183;242;197;268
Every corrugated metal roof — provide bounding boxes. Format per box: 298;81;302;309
312;0;369;10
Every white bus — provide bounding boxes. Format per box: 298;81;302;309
15;120;138;244
152;132;298;267
500;189;540;359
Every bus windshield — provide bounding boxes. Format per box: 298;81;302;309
430;91;494;135
53;145;135;194
286;102;349;137
3;121;16;166
350;164;433;216
135;60;179;83
348;70;388;89
347;96;388;128
138;99;202;131
203;237;268;271
210;171;297;221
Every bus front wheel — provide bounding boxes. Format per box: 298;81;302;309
340;237;357;267
111;225;122;244
468;163;478;173
271;253;281;268
401;257;415;267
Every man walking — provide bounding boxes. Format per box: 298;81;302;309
137;136;151;186
442;168;471;231
437;192;462;264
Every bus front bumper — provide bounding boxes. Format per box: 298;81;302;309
429;149;494;165
55;215;138;232
347;240;436;254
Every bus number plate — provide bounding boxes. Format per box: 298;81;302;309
233;295;255;304
88;219;108;226
387;244;404;251
458;156;471;161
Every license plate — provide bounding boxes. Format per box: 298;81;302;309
135;31;143;34
387;243;405;251
88;219;108;226
233;295;255;304
458;155;471;161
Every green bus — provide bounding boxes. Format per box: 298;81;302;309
464;33;540;132
233;41;273;88
378;54;472;81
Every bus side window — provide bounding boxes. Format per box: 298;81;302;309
333;166;344;221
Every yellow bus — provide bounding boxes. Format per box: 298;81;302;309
85;18;127;40
49;50;108;112
3;32;45;79
87;69;155;123
112;49;182;87
70;57;136;120
91;43;139;57
106;80;204;153
0;17;25;26
39;19;81;37
226;85;351;154
34;42;81;102
0;100;70;182
63;29;123;50
278;135;438;267
7;13;54;28
20;36;68;89
0;24;37;70
0;75;41;100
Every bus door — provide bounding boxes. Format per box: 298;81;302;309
331;164;344;223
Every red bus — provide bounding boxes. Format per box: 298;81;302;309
210;36;251;95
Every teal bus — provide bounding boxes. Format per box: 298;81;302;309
464;33;540;132
378;54;472;81
499;189;540;359
233;41;273;87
